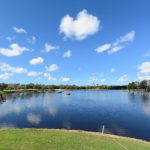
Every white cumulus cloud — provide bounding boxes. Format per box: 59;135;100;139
60;9;100;40
137;62;150;81
29;57;44;65
0;73;13;80
61;77;70;82
119;30;135;42
45;64;59;72
63;50;72;58
43;73;57;81
95;43;111;53
117;74;128;82
27;71;42;77
108;46;124;54
139;61;150;74
0;43;29;57
13;26;27;34
95;30;135;54
42;43;59;53
137;74;150;81
0;62;27;74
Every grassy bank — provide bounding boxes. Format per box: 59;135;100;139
0;89;55;94
0;129;149;150
125;89;150;93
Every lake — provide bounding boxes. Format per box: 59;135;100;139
0;90;150;141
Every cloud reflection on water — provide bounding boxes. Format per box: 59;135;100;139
0;103;23;118
62;120;71;129
142;93;150;117
128;92;150;117
27;113;41;125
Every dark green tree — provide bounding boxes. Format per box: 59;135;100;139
139;80;147;91
0;83;8;90
127;82;137;91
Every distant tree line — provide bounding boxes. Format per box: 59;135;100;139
127;80;150;91
0;83;127;91
1;81;150;91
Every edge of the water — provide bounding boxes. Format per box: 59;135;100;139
0;128;150;144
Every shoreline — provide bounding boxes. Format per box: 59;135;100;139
0;89;149;98
0;89;55;94
30;128;150;143
0;128;149;143
0;128;149;150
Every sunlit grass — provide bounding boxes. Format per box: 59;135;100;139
0;129;150;150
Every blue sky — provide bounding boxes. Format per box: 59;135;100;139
0;0;150;85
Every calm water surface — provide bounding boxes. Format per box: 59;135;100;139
0;90;150;141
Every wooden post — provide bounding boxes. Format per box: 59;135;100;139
102;125;105;134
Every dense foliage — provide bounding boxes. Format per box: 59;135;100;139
0;80;149;91
127;80;150;91
0;83;127;90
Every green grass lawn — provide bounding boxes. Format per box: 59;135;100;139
0;129;150;150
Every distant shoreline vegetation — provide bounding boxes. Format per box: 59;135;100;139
127;80;150;92
0;83;127;92
0;79;150;94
